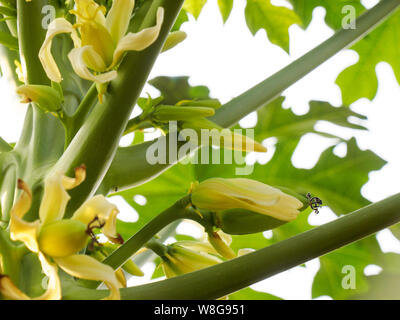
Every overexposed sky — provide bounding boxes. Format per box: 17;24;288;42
1;0;399;299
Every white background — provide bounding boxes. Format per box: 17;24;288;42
1;0;399;299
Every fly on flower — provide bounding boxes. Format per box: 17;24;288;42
39;0;164;101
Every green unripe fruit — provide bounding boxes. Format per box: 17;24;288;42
38;220;89;258
214;209;287;235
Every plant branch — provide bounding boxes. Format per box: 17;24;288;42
99;0;400;193
14;0;65;222
65;84;98;145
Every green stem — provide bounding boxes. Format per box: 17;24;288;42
99;0;400;194
15;0;65;221
145;238;169;257
63;192;400;300
0;228;26;285
103;195;191;270
123;117;153;135
54;0;184;216
65;84;98;145
17;0;49;85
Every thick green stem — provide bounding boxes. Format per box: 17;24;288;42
53;0;184;216
65;192;400;300
103;195;191;270
17;0;48;85
100;0;400;193
64;84;98;146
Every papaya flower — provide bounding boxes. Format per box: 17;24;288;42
191;178;303;221
0;166;125;300
159;243;223;279
39;0;164;100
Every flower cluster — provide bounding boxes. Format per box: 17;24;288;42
0;166;127;300
39;0;164;100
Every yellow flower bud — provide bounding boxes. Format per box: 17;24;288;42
16;84;62;112
161;244;222;278
207;231;236;259
152;105;215;122
38;220;89;258
181;118;267;153
191;178;303;221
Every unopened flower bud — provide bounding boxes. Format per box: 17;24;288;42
16;84;62;113
182;118;266;153
191;178;303;221
161;244;222;278
177;99;222;109
152;105;215;122
207;231;236;259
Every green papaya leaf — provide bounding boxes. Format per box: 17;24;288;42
218;0;233;23
245;0;302;53
254;98;367;142
312;236;381;299
148;76;211;105
289;0;365;30
183;0;207;19
336;10;400;105
171;9;189;31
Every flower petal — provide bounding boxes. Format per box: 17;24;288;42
0;253;61;300
0;275;30;300
39;167;86;225
71;195;120;242
54;254;121;300
162;31;187;52
105;0;135;43
73;0;106;26
35;252;61;300
191;178;303;221
39;18;81;82
68;46;117;83
110;7;164;68
115;268;127;288
9;180;40;252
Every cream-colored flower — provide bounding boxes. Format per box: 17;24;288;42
160;243;222;278
39;0;164;94
0;166;123;300
191;178;303;221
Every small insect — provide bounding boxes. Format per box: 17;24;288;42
306;192;323;214
86;216;106;251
